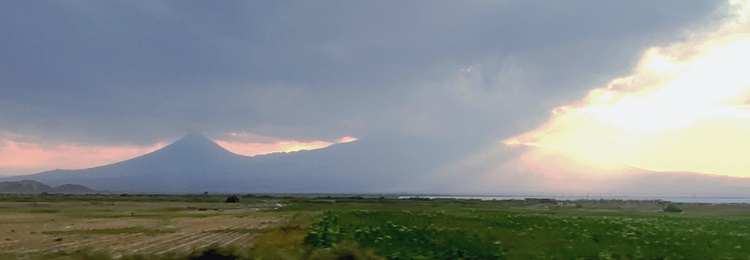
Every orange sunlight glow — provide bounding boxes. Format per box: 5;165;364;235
505;0;750;177
216;135;357;157
0;134;167;175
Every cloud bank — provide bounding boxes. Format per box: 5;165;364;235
508;0;750;177
0;1;731;174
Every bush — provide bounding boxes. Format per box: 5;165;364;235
189;248;238;260
225;195;240;203
663;204;683;213
309;241;382;260
305;212;342;247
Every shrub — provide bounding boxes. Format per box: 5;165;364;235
189;248;239;260
225;195;240;203
663;204;683;213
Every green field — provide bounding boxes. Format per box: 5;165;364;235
0;194;748;259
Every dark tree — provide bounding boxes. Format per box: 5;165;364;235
225;195;240;203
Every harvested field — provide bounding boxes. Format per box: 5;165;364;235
0;196;288;259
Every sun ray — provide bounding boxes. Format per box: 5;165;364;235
505;0;750;177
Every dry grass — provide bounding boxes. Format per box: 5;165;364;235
0;198;288;259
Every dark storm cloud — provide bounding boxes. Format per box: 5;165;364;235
0;0;726;145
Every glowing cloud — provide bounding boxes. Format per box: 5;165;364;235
215;132;357;157
506;0;750;177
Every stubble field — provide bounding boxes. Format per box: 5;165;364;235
0;194;288;259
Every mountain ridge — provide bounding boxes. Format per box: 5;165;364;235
2;134;749;196
0;180;95;194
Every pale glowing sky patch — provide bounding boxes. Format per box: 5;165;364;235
215;132;357;156
506;0;750;177
0;134;168;175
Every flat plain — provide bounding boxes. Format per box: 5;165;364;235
0;194;749;259
0;194;287;259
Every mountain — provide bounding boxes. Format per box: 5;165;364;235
0;134;260;193
0;180;95;194
0;134;466;193
0;180;50;193
2;134;750;196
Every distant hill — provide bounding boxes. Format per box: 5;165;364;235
2;133;750;196
0;180;95;194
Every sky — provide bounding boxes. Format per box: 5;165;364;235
1;0;748;177
506;0;750;177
